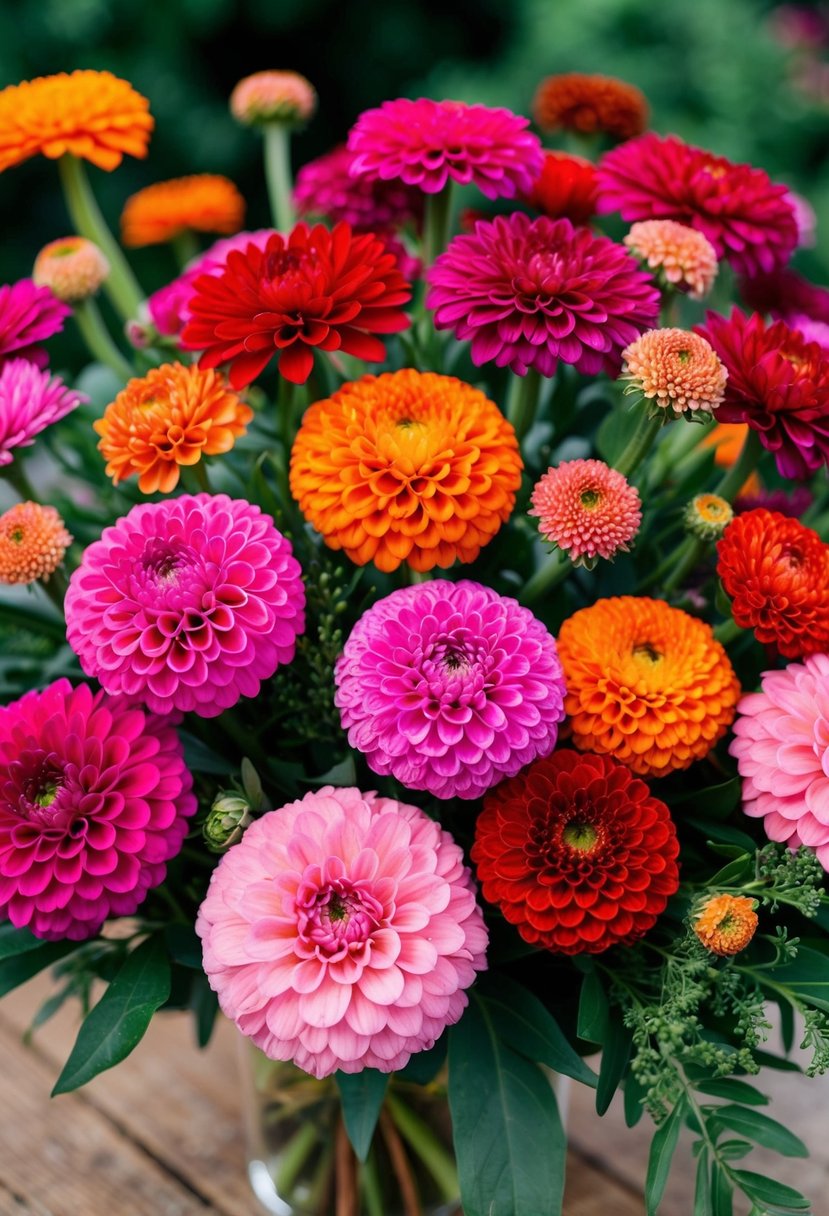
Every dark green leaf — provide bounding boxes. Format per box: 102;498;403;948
672;778;740;817
732;1171;811;1211
180;731;234;776
707;854;755;887
190;973;219;1048
578;968;607;1044
717;1140;753;1161
0;939;77;997
685;820;758;853
597;1017;632;1115
26;984;75;1038
163;924;203;970
396;1037;447;1085
694;1150;712;1216
645;1097;685;1216
711;1164;733;1216
307;754;357;787
694;1079;769;1106
768;946;829;1014
336;1069;389;1162
710;1106;808;1158
624;1072;647;1128
0;922;45;961
478;975;597;1088
778;998;795;1055
751;1049;802;1074
597;402;638;465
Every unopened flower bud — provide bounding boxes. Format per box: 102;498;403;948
204;793;254;853
684;493;733;541
230;71;316;127
33;236;109;303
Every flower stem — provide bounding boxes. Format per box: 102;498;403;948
714;617;743;645
421;182;454;267
171;229;200;271
614;399;663;479
385;1092;459;1202
72;298;133;381
263;123;295;231
505;367;542;443
520;548;571;606
2;458;40;504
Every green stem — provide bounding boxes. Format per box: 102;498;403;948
614;400;664;480
73;298;133;381
421;182;454;267
58;155;144;322
505;367;542;443
191;460;211;493
713;617;743;645
171;229;200;270
521;549;571;606
274;1121;319;1196
263;123;295;231
2;458;40;504
384;1092;459;1202
39;567;68;615
359;1149;386;1216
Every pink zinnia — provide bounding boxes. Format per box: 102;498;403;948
426;213;660;377
0;278;69;369
596;133;798;278
347;97;542;199
529;459;642;567
0;678;196;940
295;143;424;231
0;358;85;466
730;655;829;869
335;581;566;800
65;493;305;717
197;785;488;1078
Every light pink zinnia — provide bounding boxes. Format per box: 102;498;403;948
530;459;642;566
196;785;488;1078
0;278;69;369
0;678;196;940
0;358;85;466
64;493;305;718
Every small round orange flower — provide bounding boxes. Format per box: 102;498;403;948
0;71;152;172
557;596;741;777
230;71;316;126
33;236;109;302
0;502;71;584
624;220;718;300
684;493;733;541
290;369;523;573
693;894;758;956
622;329;728;417
94;363;253;495
121;176;246;248
533;73;648;140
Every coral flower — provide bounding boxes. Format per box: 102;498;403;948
230;70;317;126
290;369;522;573
683;493;733;541
0;502;71;584
596;134;798;277
557;596;740;777
0;70;153;172
65;494;305;717
624;220;718;300
523;150;599;225
197;785;488;1078
181;223;411;388
121;176;245;248
295;143;424;232
427;213;660;378
693;894;758;956
0;678;196;940
0;359;84;466
717;509;829;659
529;459;641;567
0;279;70;369
472;750;679;955
533;73;649;140
335;581;566;800
347;97;543;198
94;362;253;494
621;329;727;417
33;237;109;303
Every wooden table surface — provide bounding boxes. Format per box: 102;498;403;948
2;975;829;1216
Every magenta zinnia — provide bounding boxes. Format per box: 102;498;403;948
0;358;85;466
294;143;424;231
0;278;69;369
529;459;642;566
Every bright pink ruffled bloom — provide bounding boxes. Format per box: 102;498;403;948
295;143;424;231
427;213;659;377
65;493;305;718
0;678;196;940
335;581;566;800
0;279;69;369
0;358;85;466
197;785;488;1078
347;97;542;198
730;654;829;869
596;133;798;278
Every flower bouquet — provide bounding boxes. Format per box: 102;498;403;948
1;63;829;1216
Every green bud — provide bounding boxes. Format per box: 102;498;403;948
683;493;733;541
203;793;254;853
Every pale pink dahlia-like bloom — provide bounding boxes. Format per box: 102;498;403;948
347;97;543;199
730;654;829;869
197;785;488;1078
230;70;316;126
0;358;85;466
529;459;642;567
64;493;305;718
426;213;660;377
295;143;424;232
622;328;727;417
335;581;566;800
0;678;196;940
624;220;718;300
0;278;69;369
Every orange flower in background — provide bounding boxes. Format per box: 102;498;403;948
33;236;109;302
0;502;71;584
121;176;246;248
533;73;648;140
557;596;740;777
701;422;762;496
0;71;152;172
290;369;523;572
694;894;758;956
94;363;253;494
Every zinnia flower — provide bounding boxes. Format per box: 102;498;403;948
523;150;598;225
717;509;829;658
196;785;488;1078
624;220;718;300
0;678;196;940
181;223;411;388
230;70;317;126
33;237;109;303
347;97;542;199
529;459;641;566
697;308;829;479
121;175;245;248
0;279;70;369
427;213;659;377
0;70;153;172
334;581;566;800
0;359;84;466
64;494;306;717
294;143;424;231
0;502;71;584
94;362;253;494
596;134;798;277
730;653;829;868
734;486;813;518
290;369;522;572
472;750;679;955
683;493;733;541
739;267;829;329
533;73;649;140
621;329;727;417
693;894;758;956
557;596;740;777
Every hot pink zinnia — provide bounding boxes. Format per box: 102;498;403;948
64;493;305;718
730;654;829;869
295;143;424;231
530;459;642;567
0;678;196;941
0;358;85;466
197;785;488;1078
347;97;542;199
0;278;69;369
426;213;660;377
335;581;566;800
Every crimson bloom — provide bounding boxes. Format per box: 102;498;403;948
523;151;598;225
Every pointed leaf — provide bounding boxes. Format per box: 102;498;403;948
396;1037;447;1086
694;1151;712;1216
645;1097;685;1216
0;922;46;961
711;1164;733;1216
710;1106;808;1158
336;1070;389;1163
578;968;607;1043
597;1017;632;1115
0;939;77;997
767;946;829;1014
732;1171;811;1212
694;1079;769;1106
479;975;597;1088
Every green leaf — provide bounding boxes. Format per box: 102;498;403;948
180;731;234;776
710;1106;808;1158
645;1097;685;1216
707;853;755;887
578;968;607;1043
768;946;829;1014
478;975;597;1088
694;1151;712;1216
732;1171;811;1212
396;1037;447;1085
717;1140;753;1161
52;936;171;1095
163;924;203;970
672;778;740;817
685;820;758;853
0;939;77;997
596;1017;632;1115
711;1164;733;1216
336;1069;389;1163
0;921;45;961
190;973;219;1048
694;1079;769;1106
597;403;637;465
624;1072;647;1128
307;754;357;787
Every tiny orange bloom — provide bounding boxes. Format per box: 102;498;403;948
0;502;71;584
121;175;246;248
694;894;758;956
533;73;648;140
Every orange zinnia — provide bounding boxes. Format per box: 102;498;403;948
121;175;246;248
94;363;253;494
0;502;71;584
290;369;523;573
693;894;758;956
557;596;740;777
533;73;648;140
0;71;153;172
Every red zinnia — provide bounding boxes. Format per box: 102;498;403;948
472;750;679;955
523;151;598;225
180;223;411;388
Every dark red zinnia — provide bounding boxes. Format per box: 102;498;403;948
471;750;679;955
523;150;598;225
180;223;411;388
